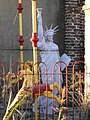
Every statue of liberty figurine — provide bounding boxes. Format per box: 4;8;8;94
37;8;71;114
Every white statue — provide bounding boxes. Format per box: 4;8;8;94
37;8;71;114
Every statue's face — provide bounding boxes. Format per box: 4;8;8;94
47;35;53;42
46;32;53;42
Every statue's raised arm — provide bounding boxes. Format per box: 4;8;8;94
37;8;45;49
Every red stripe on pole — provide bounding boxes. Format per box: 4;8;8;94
31;33;39;47
17;3;23;13
19;36;24;45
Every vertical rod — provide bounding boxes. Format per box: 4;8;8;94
17;0;24;70
31;0;39;120
31;0;39;83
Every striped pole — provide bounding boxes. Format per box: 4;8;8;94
31;0;38;69
31;0;39;120
17;0;24;70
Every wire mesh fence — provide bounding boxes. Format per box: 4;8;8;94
0;61;89;120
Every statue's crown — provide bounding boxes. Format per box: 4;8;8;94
44;25;59;37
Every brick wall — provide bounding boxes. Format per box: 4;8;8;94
65;0;85;71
